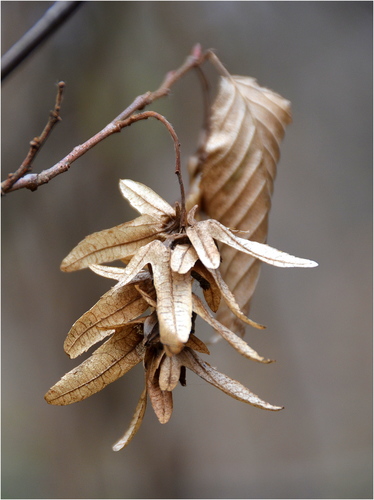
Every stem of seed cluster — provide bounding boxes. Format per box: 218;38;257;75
119;111;187;228
2;44;207;194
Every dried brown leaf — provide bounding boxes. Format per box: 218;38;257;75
114;240;193;354
197;219;318;268
170;243;199;274
192;294;272;363
134;283;157;308
89;264;130;280
208;267;265;329
64;281;152;358
119;179;176;218
188;75;292;332
146;358;173;424
191;261;221;313
45;326;144;405
143;312;159;340
89;265;151;284
179;348;282;411
159;355;182;391
112;387;147;451
186;223;221;269
155;265;192;355
61;215;164;272
186;334;210;354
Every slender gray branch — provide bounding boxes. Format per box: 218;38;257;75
1;1;83;81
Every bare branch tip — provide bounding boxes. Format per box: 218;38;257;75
191;43;202;59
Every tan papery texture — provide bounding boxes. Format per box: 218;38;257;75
146;357;173;424
189;75;292;333
112;387;147;451
64;280;152;358
179;348;283;411
61;215;165;272
45;326;144;405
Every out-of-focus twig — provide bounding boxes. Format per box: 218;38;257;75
2;44;209;194
1;1;83;81
1;82;65;195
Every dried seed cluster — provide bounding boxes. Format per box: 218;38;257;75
45;179;317;450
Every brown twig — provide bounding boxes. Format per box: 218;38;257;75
2;44;208;195
1;81;65;195
121;111;186;227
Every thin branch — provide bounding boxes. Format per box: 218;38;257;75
1;1;83;81
120;111;185;226
2;44;208;195
1;81;66;195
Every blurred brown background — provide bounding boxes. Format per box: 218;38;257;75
1;2;372;498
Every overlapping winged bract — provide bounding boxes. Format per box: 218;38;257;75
159;355;182;391
61;179;177;273
111;240;192;354
191;261;221;313
112;387;147;451
194;219;318;269
146;367;174;424
119;179;176;218
89;265;150;282
60;214;165;272
205;268;265;329
170;244;199;274
64;279;153;359
45;325;145;406
179;348;283;411
188;75;292;333
192;294;271;364
186;223;221;269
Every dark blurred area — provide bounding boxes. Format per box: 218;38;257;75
1;2;372;498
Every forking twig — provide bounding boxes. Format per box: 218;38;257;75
2;44;209;195
1;81;66;195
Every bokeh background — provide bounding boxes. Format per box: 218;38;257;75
2;2;372;498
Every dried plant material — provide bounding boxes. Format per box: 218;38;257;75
188;217;317;270
154;266;192;355
112;387;147;451
61;215;165;272
190;76;292;222
143;312;159;341
159;354;182;391
45;326;144;405
111;240;193;355
208;267;265;329
146;361;173;424
47;175;317;448
188;74;293;332
170;243;199;273
89;265;151;282
179;348;283;411
191;261;221;313
46;55;318;450
185;334;210;355
134;283;157;308
119;179;176;218
192;294;272;364
186;208;222;269
64;280;152;358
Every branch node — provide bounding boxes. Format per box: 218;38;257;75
3;45;211;194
